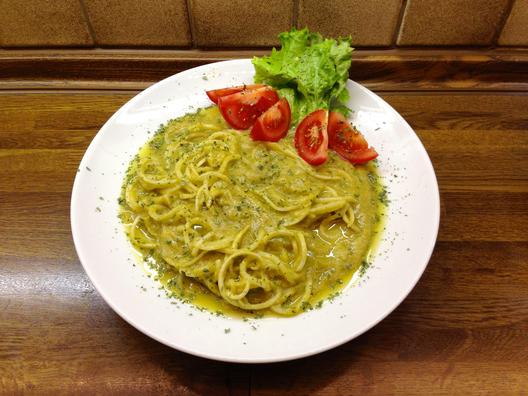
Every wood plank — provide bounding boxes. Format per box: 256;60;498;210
438;191;528;241
0;89;527;394
251;362;527;395
1;241;527;394
0;92;131;150
0;192;74;258
418;129;528;192
1;49;527;91
380;92;528;130
0;150;83;193
393;241;528;328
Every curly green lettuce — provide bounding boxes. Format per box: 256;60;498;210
252;28;353;125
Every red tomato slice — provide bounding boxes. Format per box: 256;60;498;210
206;84;265;104
328;111;368;150
327;111;378;164
333;147;378;164
294;109;329;166
250;98;291;142
217;87;279;130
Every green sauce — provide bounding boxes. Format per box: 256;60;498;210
120;107;386;318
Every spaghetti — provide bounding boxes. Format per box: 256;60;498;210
120;106;382;316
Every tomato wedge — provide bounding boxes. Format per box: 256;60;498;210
250;98;291;142
206;84;265;104
333;147;378;164
328;111;368;151
327;111;378;164
294;109;329;166
217;87;279;130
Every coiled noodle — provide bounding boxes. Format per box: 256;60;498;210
120;107;382;316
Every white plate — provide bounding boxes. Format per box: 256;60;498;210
71;59;440;363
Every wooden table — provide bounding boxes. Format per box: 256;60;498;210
1;70;527;393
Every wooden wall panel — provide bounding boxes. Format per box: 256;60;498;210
83;0;191;47
297;0;402;46
190;0;293;47
499;0;528;46
0;0;92;47
0;0;523;48
397;0;511;46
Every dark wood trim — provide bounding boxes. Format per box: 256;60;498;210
1;48;527;91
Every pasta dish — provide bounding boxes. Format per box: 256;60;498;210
119;106;383;316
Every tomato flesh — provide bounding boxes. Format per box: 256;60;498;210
206;84;265;104
217;87;279;130
294;109;329;166
334;147;378;164
250;98;291;142
328;111;368;150
327;111;378;164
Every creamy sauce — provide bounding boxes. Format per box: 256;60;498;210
120;106;385;317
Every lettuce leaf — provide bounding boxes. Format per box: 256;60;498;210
252;28;353;125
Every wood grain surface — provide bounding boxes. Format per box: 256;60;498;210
0;89;527;395
1;49;528;92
